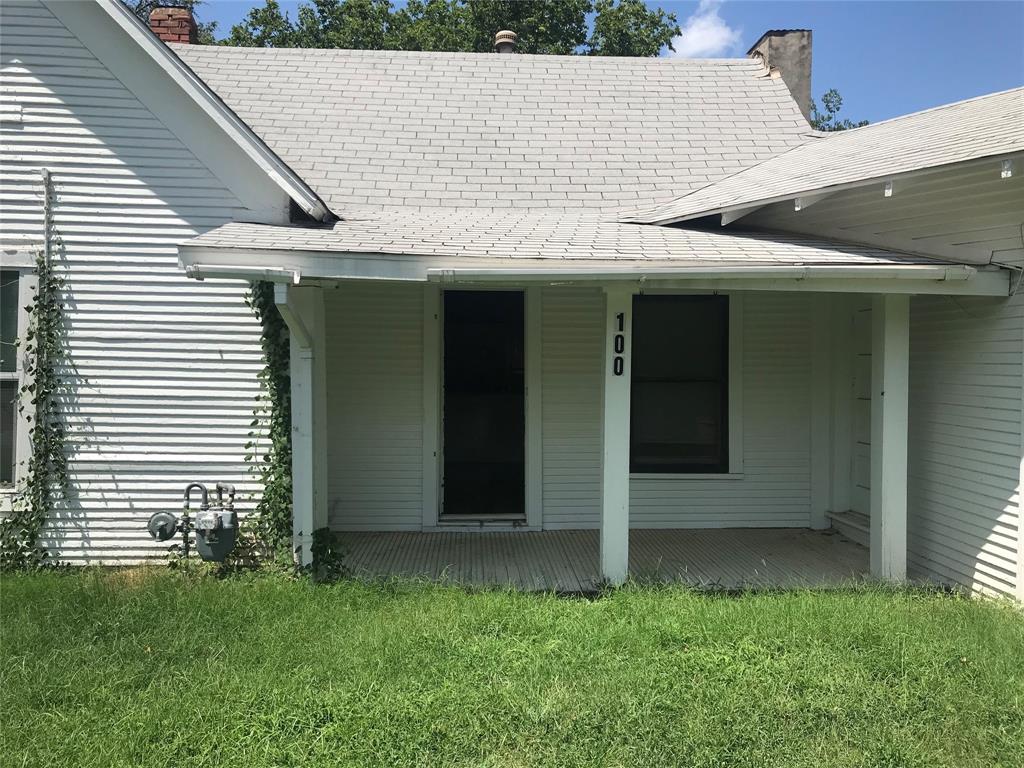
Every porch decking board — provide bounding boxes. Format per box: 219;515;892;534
342;529;868;591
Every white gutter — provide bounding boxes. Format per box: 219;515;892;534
427;264;977;282
182;262;301;284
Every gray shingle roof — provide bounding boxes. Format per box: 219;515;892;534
182;212;947;268
623;87;1024;224
171;45;811;217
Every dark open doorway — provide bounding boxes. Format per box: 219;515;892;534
442;290;525;518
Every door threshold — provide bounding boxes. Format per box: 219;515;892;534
427;524;540;533
439;513;527;523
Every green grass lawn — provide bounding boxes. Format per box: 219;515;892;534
2;571;1022;768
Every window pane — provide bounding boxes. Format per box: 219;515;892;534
0;379;16;485
630;295;728;473
0;270;18;373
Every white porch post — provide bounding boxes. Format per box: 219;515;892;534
869;294;910;580
274;283;327;566
601;286;633;585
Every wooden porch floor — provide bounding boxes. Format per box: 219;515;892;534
343;528;869;592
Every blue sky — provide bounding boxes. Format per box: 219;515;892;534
197;0;1024;123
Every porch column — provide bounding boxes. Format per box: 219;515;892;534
869;294;909;580
274;283;327;566
601;285;634;585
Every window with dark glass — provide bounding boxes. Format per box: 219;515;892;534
630;294;729;474
1;270;19;486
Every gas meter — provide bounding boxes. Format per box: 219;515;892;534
146;481;239;562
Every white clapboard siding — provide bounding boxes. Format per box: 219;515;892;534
630;292;813;527
907;293;1023;598
540;288;605;527
851;298;873;516
325;283;425;530
540;290;815;529
0;1;269;563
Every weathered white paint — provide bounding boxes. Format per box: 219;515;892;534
869;294;910;580
326;283;424;530
276;284;326;564
851;300;873;517
727;295;745;475
43;0;326;222
600;286;633;584
829;295;855;515
536;290;816;529
630;293;814;527
540;288;605;528
809;293;832;528
525;287;544;528
421;284;440;528
745;159;1024;268
181;246;1011;296
0;0;273;562
907;292;1023;598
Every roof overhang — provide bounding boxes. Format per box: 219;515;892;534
625;151;1024;227
50;0;334;222
178;235;1011;298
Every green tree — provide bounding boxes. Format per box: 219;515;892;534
123;0;218;45
588;0;679;56
224;0;296;46
222;0;679;56
810;88;869;132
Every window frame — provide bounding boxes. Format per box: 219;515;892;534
0;256;36;497
628;290;744;479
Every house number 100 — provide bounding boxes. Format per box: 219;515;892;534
613;312;626;376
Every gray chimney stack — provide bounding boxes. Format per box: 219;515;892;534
747;29;812;121
494;30;517;54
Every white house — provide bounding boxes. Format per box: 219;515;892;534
1;1;1022;598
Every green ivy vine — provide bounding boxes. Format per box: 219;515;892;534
244;281;293;553
0;243;69;570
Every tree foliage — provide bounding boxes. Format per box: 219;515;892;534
810;88;869;132
222;0;680;56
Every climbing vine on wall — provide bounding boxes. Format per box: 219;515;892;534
244;281;292;552
0;242;69;570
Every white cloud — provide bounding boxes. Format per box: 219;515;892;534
669;0;742;58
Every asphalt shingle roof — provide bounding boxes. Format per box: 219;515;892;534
623;87;1024;224
182;212;947;268
171;45;811;217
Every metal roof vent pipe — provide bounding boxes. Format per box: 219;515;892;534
494;30;517;53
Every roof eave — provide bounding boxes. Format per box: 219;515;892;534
91;0;335;222
625;149;1024;226
176;244;1010;297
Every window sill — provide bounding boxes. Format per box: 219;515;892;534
630;472;745;481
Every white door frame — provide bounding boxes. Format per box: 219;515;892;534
422;285;542;529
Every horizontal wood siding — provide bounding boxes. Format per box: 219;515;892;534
325;283;424;530
908;293;1023;598
851;299;873;516
630;292;813;527
0;1;267;562
539;290;814;530
540;288;604;527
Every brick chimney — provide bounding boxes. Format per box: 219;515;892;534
149;6;198;44
747;30;812;121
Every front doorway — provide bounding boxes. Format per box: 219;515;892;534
442;290;525;518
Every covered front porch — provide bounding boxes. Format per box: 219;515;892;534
343;528;868;592
177;217;1012;590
